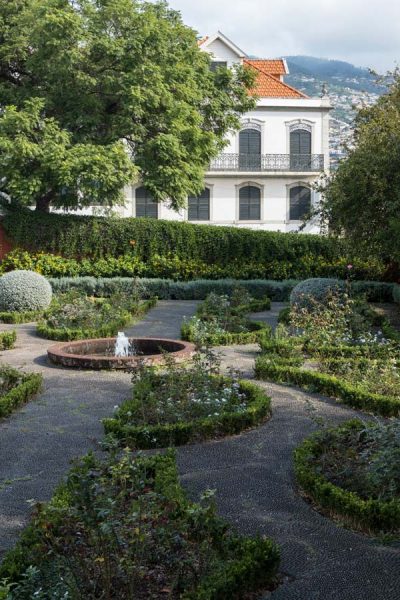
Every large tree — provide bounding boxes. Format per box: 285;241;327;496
0;0;255;212
319;70;400;266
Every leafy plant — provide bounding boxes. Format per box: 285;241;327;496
0;270;52;312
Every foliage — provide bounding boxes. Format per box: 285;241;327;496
290;277;346;309
0;310;43;324
181;289;271;345
0;451;279;599
0;330;16;350
0;270;52;312
0;0;254;212
320;357;400;398
37;290;156;341
0;98;136;211
104;347;271;448
318;68;400;265
294;420;400;534
2;208;387;281
0;365;42;419
394;284;400;304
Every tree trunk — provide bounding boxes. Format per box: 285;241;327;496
35;193;52;213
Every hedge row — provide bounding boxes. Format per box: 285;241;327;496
0;367;43;418
103;379;271;449
294;420;400;535
1;247;386;282
37;298;157;341
0;330;16;350
46;277;394;302
0;310;42;324
0;451;280;598
182;319;271;347
254;358;400;417
1;207;386;280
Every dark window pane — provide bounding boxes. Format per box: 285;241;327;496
290;186;311;220
210;61;227;71
239;186;261;220
239;129;261;170
188;188;210;221
135;186;158;218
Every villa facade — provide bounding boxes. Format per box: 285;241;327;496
120;32;332;233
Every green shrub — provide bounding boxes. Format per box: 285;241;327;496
2;207;386;280
290;277;346;309
393;284;400;304
0;270;52;312
37;297;156;341
0;366;43;418
0;451;280;598
0;330;16;350
0;310;42;324
255;357;400;417
294;421;400;534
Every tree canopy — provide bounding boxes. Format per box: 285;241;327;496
319;70;400;266
0;0;255;211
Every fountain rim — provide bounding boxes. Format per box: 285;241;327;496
47;336;196;369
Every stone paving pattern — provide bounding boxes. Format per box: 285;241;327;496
0;300;399;599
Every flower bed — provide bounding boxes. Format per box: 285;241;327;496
294;420;400;535
104;349;271;448
181;289;271;346
0;451;280;599
0;365;43;418
0;310;42;324
36;291;156;341
0;330;16;350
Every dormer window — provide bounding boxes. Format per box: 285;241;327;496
210;61;227;72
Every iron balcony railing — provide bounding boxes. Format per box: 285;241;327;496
209;153;324;172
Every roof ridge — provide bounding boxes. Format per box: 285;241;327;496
243;59;308;98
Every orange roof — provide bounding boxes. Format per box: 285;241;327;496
197;36;209;46
243;59;308;99
246;59;287;77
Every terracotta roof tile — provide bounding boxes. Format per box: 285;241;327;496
243;59;308;99
197;36;209;46
246;59;287;76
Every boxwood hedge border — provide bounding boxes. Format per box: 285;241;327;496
36;298;156;341
0;330;16;350
0;310;42;324
103;379;271;449
0;451;280;598
294;420;400;535
181;319;271;346
254;358;400;417
0;367;43;419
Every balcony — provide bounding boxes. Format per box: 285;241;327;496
209;153;324;172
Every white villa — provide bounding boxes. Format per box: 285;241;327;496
121;31;332;233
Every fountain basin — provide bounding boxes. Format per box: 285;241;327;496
47;337;195;370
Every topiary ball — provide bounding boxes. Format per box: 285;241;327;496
290;278;346;310
0;270;53;312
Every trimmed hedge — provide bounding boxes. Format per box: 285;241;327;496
393;284;400;304
44;276;395;302
2;207;385;280
103;379;271;449
294;420;400;535
0;310;42;324
254;358;400;417
36;298;156;341
181;319;271;346
0;451;280;597
0;330;16;350
0;367;43;418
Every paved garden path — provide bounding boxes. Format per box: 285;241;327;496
0;300;198;558
0;300;399;600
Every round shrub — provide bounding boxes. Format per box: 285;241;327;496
290;278;345;309
0;270;52;312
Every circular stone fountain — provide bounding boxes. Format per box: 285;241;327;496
47;337;195;370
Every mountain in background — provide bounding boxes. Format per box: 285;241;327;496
284;56;385;124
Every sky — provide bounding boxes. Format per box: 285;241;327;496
161;0;400;72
